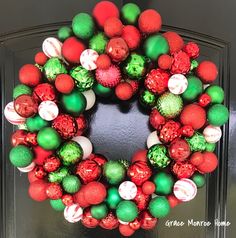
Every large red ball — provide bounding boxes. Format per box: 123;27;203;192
122;25;141;50
163;31;184;54
115;82;133;100
197;152;218;173
132;150;148;163
180;104;206;130
119;224;135;237
138;9;162;34
55;74;75;94
19;64;42;87
73;186;90;207
104;17;123;38
28;168;44;183
34;52;48;65
196;61;218;83
33;146;53;165
28;180;48;202
190;152;204;166
62;37;85;64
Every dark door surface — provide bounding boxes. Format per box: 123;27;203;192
0;0;235;238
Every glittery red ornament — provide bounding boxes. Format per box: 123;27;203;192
115;82;133;100
28;168;43;183
99;212;119;230
11;130;27;146
73;186;90;208
128;161;152;186
159;120;181;143
183;42;200;59
196;61;218;83
34;166;47;179
88;153;108;166
119;224;135;236
197;152;218;173
172;161;196;179
81;208;100;228
163;31;184;54
158;54;173;70
198;93;211;107
131;150;148;163
167;194;182;208
76;159;101;184
46;183;63;200
149;108;166;130
126;80;139;95
62;194;74;206
104;17;123;38
170;50;191;75
55;74;75;94
179;125;194;137
32;83;57;102
133;187;150;211
142;181;156;195
52;114;77;139
145;69;170;94
140;211;158;230
122;25;141;50
28;180;48;202
75;114;87;136
43;155;61;172
14;95;38;118
190;152;204;167
35;52;48;65
25;132;38;146
129;218;141;230
33;146;53;165
96;54;111;70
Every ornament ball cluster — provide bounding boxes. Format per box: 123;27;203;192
4;1;229;237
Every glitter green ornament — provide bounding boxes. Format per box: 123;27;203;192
121;3;141;24
186;132;206;152
89;32;108;54
57;26;73;41
205;85;224;104
207;104;229;126
48;167;69;183
153;172;174;195
44;58;67;82
93;83;113;97
91;203;108;219
70;66;95;91
26;114;49;132
106;187;122;209
118;159;130;169
190;60;199;71
157;92;183;119
13;84;32;99
18;123;28;130
62;175;81;193
50;199;66;211
205;142;216;152
149;197;170;218
191;173;206;188
116;201;138;222
147;144;170;168
140;90;156;108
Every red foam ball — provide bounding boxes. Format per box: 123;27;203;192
115;82;133;100
62;37;85;64
183;42;200;59
158;54;173;70
197;152;218;173
126;80;139;95
138;9;162;34
73;186;90;207
33;146;53;165
196;61;218;83
122;25;141;50
19;64;42;87
190;152;204;166
119;224;135;237
93;1;119;28
142;181;156;195
132;150;147;163
55;74;75;94
167;194;182;208
28;180;48;202
180;104;206;130
163;31;184;54
104;17;123;38
28;168;44;183
34;52;48;65
96;54;111;70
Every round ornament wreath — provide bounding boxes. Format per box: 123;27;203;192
4;1;229;236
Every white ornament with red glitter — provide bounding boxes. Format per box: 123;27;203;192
118;181;137;200
173;178;197;202
72;136;93;159
80;49;99;71
146;131;162;149
64;204;83;223
4;102;26;125
17;161;36;172
203;125;222;143
42;37;62;58
168;74;188;94
38;100;59;121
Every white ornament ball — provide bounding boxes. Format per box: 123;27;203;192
146;131;161;149
72;136;93;159
4;102;26;125
118;181;137;200
203;125;222;143
42;37;62;58
38;100;59;121
64;204;83;223
168;74;188;94
118;219;129;225
17;161;36;173
80;49;99;71
82;90;96;110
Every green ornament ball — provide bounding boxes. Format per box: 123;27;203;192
157;92;183;119
118;159;130;169
116;201;138;222
37;127;61;150
149;197;170;218
147;144;170;168
89;32;108;54
57;141;83;166
91;203;108;219
140;90;156;108
50;199;65;211
205;142;216;152
48;167;69;183
182;76;203;101
103;161;126;185
26;114;49;132
61;89;87;116
93;83;113;97
106;187;122;209
186;132;206;152
207;104;229;126
13;84;32;99
144;35;169;61
191;173;206;188
190;60;199;71
72;13;95;40
153;172;174;195
205;85;224;104
9;145;33;167
121;3;141;24
62;175;81;193
57;26;73;41
70;66;95;92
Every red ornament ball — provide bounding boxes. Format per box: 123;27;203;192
183;42;200;59
190;152;204;167
55;74;75;94
122;25;141;50
34;52;48;65
46;183;63;200
104;17;123;38
25;132;38;146
167;194;181;208
142;181;156;195
172;161;196;179
132;150;148;163
163;31;184;54
197;152;218;173
81;208;100;228
73;186;90;208
19;64;42;87
149;108;166;130
196;61;218;83
28;180;48;202
75;114;87;136
115;82;133;100
33;145;53;165
138;9;162;34
198;93;211;107
171;50;191;75
32;83;57;102
43;155;61;173
89;153;108;166
96;54;111;70
28;168;43;183
11;130;27;147
119;224;135;237
133;187;150;211
180;104;206;130
34;166;47;179
179;125;194;138
62;194;74;206
158;54;173;70
126;79;139;95
160;120;181;143
99;212;119;230
129;219;141;231
140;211;157;230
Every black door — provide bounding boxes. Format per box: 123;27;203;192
0;0;235;238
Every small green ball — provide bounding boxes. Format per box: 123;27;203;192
205;142;216;152
48;167;69;183
91;203;108;219
13;84;32;99
121;3;141;24
106;187;122;209
72;13;95;40
153;172;174;195
205;85;224;104
207;104;229;126
9;145;33;167
149;197;170;218
116;201;138;222
57;26;73;41
37;127;61;150
50;199;66;211
191;173;206;188
26;115;49;132
186;132;206;152
190;60;199;71
140;90;156;108
62;175;81;193
89;32;108;54
144;35;169;61
93;83;113;97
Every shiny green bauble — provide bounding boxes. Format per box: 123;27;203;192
190;60;199;71
62;175;81;193
205;142;216;152
116;201;138;222
149;197;170;218
13;84;32;99
89;32;108;54
37;127;61;150
91;203;108;220
61;89;87;116
186;132;206;152
93;83;113;97
191;173;206;188
121;3;141;24
26;114;49;132
57;26;73;41
50;199;66;211
48;167;69;183
106;187;122;209
140;90;156;108
205;85;224;104
153;172;174;195
207;104;229;126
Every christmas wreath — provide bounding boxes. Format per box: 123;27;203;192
4;1;229;236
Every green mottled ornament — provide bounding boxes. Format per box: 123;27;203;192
157;92;183;118
118;159;130;169
205;142;216;152
191;173;206;188
106;187;122;209
57;141;83;166
190;60;199;71
91;203;108;219
48;167;69;183
62;175;81;193
205;85;224;104
13;84;32;99
93;83;113;97
144;35;169;61
44;58;67;82
149;197;170;218
26;114;49;132
153;172;174;195
147;144;170;168
116;201;138;222
50;199;65;211
186;132;206;152
207;104;229;126
140;90;156;108
103;161;126;185
70;66;95;91
121;3;141;24
123;53;146;79
89;32;108;54
57;26;73;41
9;145;33;167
